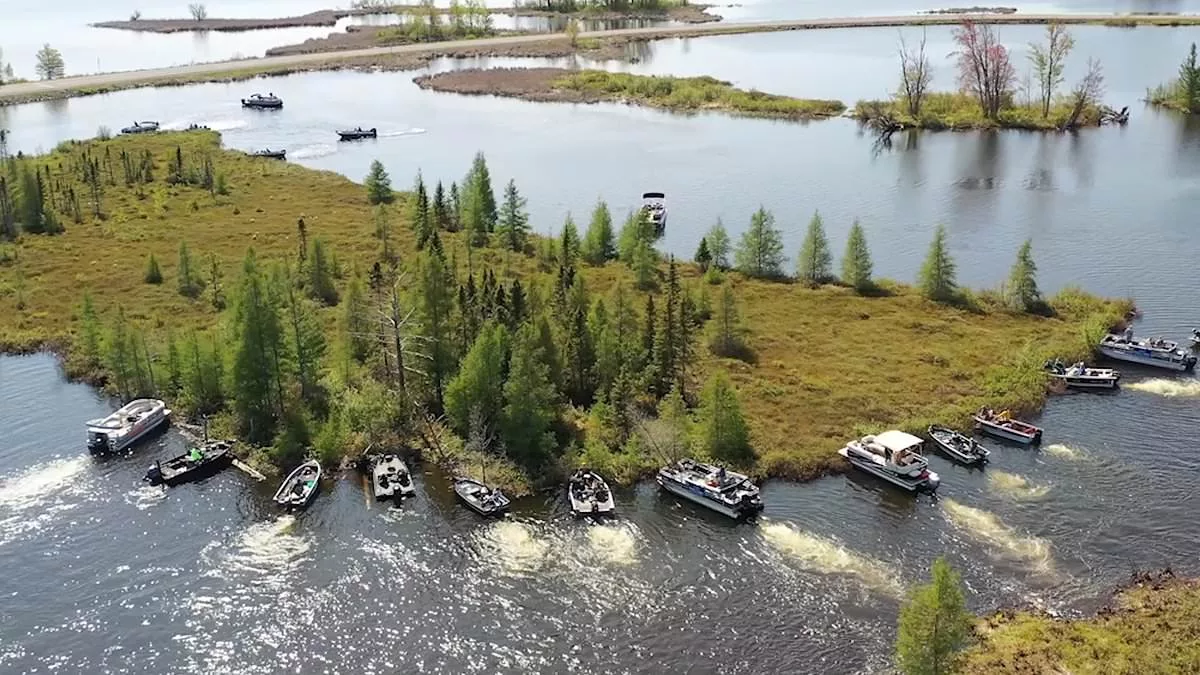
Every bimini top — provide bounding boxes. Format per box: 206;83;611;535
868;430;924;453
642;192;665;199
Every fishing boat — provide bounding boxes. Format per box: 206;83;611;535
370;454;415;500
453;477;510;516
273;459;321;509
973;407;1042;445
86;398;171;454
241;93;283;109
641;192;667;237
1098;328;1196;372
838;430;941;493
927;425;990;465
144;440;235;487
120;121;159;134
251;148;286;160
567;469;615;517
1190;328;1200;349
656;458;763;519
337;127;377;141
1044;359;1120;389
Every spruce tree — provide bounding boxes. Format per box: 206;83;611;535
632;238;657;291
208;254;225;310
705;219;732;269
735;207;785;279
177;241;203;298
895;557;972;675
282;267;327;409
796;211;833;286
697;371;752;464
559;214;580;269
365;159;393;205
78;292;102;368
695;237;712;270
230;249;285;444
495;179;529;252
460;152;497;241
342;274;373;363
918;225;958;303
841;219;874;294
105;306;134;400
445;321;508;435
432;180;450;232
581;199;616;265
1007;239;1041;312
641;294;656;374
143;253;163;284
617;209;649;262
163;330;182;398
501;323;558;467
651;257;681;398
307;238;339;306
411;172;432;249
420;249;459;410
1180;43;1200;113
709;283;746;359
448;181;461;231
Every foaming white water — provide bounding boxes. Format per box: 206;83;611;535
212;515;311;588
0;456;92;545
380;127;426;138
205;119;249;132
587;521;640;566
124;484;168;510
942;499;1054;573
1044;443;1086;461
288;143;336;159
1126;378;1200;397
476;519;550;577
760;521;903;597
987;471;1051;501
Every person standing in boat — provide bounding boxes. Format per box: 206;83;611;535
189;446;203;463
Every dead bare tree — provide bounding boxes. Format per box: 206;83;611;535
1063;57;1105;130
1029;23;1074;119
898;29;932;117
952;20;1016;120
416;411;454;464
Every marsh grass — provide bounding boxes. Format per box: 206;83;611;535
855;91;1106;131
0;131;1127;484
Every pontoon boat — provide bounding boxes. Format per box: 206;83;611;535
86;398;171;454
656;458;762;519
1099;328;1196;371
838;430;941;492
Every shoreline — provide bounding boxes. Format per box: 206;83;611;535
8;14;1200;106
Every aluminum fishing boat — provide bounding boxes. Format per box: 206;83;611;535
337;127;377;141
927;425;990;465
86;398;171;454
1098;329;1196;372
370;454;415;500
120;121;159;134
567;469;615;517
656;458;763;519
1044;359;1120;389
453;477;510;516
241;93;283;109
973;408;1042;445
838;430;941;493
273;460;321;509
144;440;234;487
251;148;286;160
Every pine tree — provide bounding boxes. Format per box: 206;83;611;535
1007;239;1041;312
104;306;135;400
78;292;102;368
735;207;785;279
230;249;286;444
581;199;615;265
495;179;529;252
918;225;958;303
696;371;752;465
895;557;972;675
420;250;459;411
460;152;497;242
411;172;432;249
342;274;373;363
841;219;874;294
651;257;681;398
445;321;508;435
307;238;339;306
709;283;746;359
365;159;394;205
143;253;163;284
432;180;450;232
282;266;327;410
796;211;833;286
500;323;558;467
705;219;732;269
177;241;203;299
559;214;580;269
694;237;712;270
1180;43;1200;113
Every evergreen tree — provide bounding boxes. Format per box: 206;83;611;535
641;294;656;374
534;314;564;396
229;249;286;444
143;253;163;284
432;180;450;232
208;254;225;310
282;266;328;410
460;152;497;242
181;331;224;415
508;279;527;329
177;241;203;299
581;199;616;265
918;225;958;303
696;371;752;465
705;219;732;269
558;276;595;405
796;211;833;286
419;250;458;410
448;181;462;231
495;179;529;252
1007;239;1041;312
709;283;746;359
78;292;102;368
0;176;17;240
617;209;651;262
694;237;712;270
342;274;373;363
841;220;874;294
104;306;135;400
590;298;618;398
895;557;972;675
365;159;394;205
651;257;681;398
632;238;657;291
445;321;508;435
559;214;580;269
411;172;432;249
163;330;182;398
1180;43;1200;113
735;207;785;279
307;238;339;306
500;323;558;467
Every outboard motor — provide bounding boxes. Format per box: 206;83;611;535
144;463;163;486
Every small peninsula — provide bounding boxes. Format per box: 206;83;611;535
412;68;847;119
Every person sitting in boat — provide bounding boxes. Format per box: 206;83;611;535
997;409;1011;421
189;446;204;463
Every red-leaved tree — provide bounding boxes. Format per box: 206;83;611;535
952;20;1016;119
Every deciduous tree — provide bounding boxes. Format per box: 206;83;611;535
581;199;616;264
365;159;393;205
1029;23;1074;119
796;211;833;286
697;371;751;465
841;220;874;293
501;323;558;466
918;225;957;303
177;241;204;298
895;557;972;675
735;207;785;279
1006;239;1041;312
898;30;932;117
705;218;731;269
952;20;1015;119
445;321;508;435
143;254;163;284
709;283;746;360
34;44;64;81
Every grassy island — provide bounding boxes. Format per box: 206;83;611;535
0;131;1124;493
1147;42;1200;115
961;572;1200;673
412;68;847;120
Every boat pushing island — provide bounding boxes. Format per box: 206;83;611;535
838;430;941;493
241;93;283;109
120;121;159;135
973;407;1043;445
568;469;615;517
1044;359;1120;389
1098;328;1196;372
273;459;321;509
656;458;763;519
927;425;990;465
144;440;235;487
86;398;171;454
641;192;667;237
337;127;377;141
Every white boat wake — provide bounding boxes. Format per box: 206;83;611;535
1126;378;1200;397
0;456;92;546
379;127;427;138
1044;443;1087;461
987;471;1051;501
942;499;1055;574
287;143;337;159
760;521;904;597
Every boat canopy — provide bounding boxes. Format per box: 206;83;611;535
642;192;665;200
870;430;923;453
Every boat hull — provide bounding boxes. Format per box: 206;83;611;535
88;409;171;455
1051;374;1119;389
1098;345;1195;372
453;479;510;516
839;450;940;492
973;420;1041;445
656;473;760;519
929;439;987;465
273;461;322;508
569;496;616;517
154;453;234;487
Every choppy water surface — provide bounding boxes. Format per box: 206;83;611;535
3;20;1200;674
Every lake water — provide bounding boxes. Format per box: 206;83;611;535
3;23;1200;674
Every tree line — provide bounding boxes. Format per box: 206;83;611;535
516;0;687;12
